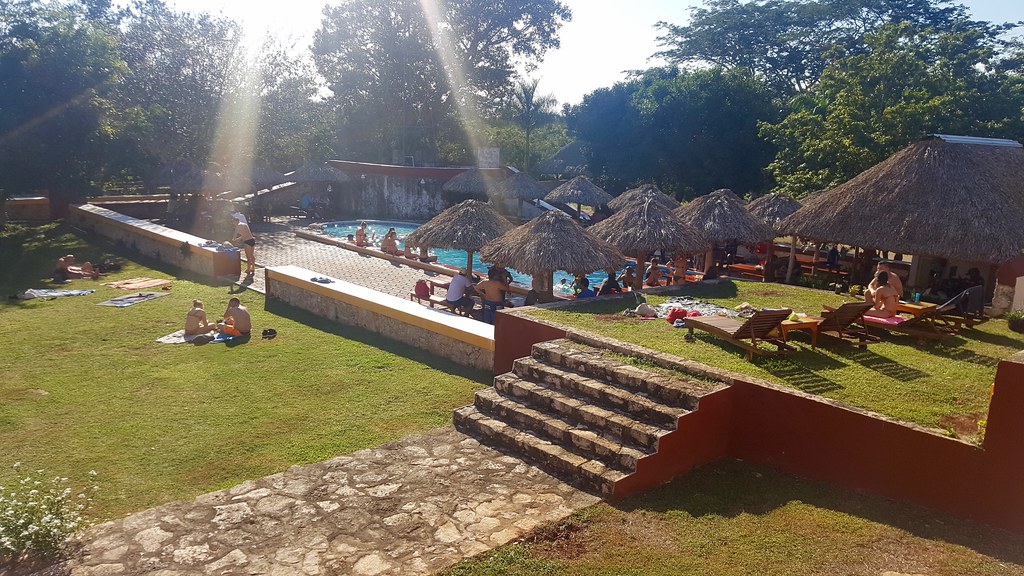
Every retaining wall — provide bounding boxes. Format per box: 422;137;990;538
265;265;494;372
67;204;240;279
4;196;51;221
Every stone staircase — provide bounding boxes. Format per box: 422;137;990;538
454;338;728;497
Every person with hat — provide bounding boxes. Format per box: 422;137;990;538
230;212;256;276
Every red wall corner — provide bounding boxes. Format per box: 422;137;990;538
493;313;567;375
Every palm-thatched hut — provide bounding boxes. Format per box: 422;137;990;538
403;200;513;277
480;210;624;299
535;141;588;178
441;168;506;197
676;188;774;272
780;136;1024;270
590;197;708;290
607;184;679;212
290;162;351;183
544;176;613;220
748;193;802;232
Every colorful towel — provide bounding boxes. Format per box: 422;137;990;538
97;292;169;308
18;288;95;299
156;330;237;345
103;277;172;291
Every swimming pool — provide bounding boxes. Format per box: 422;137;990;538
323;220;614;289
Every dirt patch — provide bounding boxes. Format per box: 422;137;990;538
938;413;983;441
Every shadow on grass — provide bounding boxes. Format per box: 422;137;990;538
838;347;929;381
756;356;844;394
263;298;491;384
615;458;1024;566
964;327;1024;350
931;346;1003;368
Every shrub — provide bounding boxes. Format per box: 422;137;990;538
0;464;96;559
1006;310;1024;334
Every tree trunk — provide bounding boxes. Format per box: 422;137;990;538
786;237;797;283
635;252;645;291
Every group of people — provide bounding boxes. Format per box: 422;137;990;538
184;297;252;337
438;265;514;324
863;261;905;318
54;254;101;281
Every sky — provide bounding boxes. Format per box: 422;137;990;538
166;0;1024;106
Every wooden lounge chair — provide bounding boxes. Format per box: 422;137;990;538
861;301;960;342
818;301;879;347
936;286;988;330
685;308;795;360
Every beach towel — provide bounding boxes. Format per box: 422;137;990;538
103;277;173;291
18;288;95;299
156;330;238;345
96;292;169;307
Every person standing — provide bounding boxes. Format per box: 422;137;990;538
475;268;511;324
230;212;256;277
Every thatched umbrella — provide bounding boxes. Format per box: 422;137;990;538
441;168;506;196
252;168;286;190
748;193;803;282
545;176;613;220
404;200;513;277
491;171;549;216
590;196;708;290
676;188;774;272
607;184;679;212
779;136;1024;265
480;210;624;299
535;141;588;177
290;162;351;183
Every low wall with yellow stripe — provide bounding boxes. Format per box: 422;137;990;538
265;265;494;371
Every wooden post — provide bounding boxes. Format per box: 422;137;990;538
786;237;798;284
810;242;820;277
704;247;715;273
635;251;645;291
763;241;774;283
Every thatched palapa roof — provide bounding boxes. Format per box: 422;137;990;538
589;196;708;255
535;141;588;177
544;176;613;207
607;184;679;212
480;211;624;276
748;193;802;233
491;171;549;201
403;200;513;251
779;136;1024;263
290;162;350;183
441;168;506;194
675;188;774;244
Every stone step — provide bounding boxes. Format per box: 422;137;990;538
474;387;648;472
453;405;625;497
532;340;719;408
493;374;666;451
513;356;685;430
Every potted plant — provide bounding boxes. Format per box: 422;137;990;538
1007;310;1024;334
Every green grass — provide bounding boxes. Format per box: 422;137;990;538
0;224;487;519
444;459;1024;576
526;282;1024;435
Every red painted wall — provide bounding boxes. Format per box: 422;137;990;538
493;312;566;375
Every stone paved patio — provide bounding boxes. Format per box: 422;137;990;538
57;427;599;576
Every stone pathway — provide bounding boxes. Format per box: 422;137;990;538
237;220;448;297
58;427;599;576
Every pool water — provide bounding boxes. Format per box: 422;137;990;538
324;220;614;289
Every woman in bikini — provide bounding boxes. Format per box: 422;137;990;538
184;300;216;335
230;213;256;276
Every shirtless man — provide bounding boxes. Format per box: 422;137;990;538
865;271;900;318
230;213;256;276
56;255;100;279
475;268;510;324
184;299;216;335
644;257;665;287
217;297;252;336
380;228;401;255
866;261;903;302
617;267;636;291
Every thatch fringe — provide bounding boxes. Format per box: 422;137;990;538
404;200;513;250
779;138;1024;263
291;162;350;183
480;211;624;275
441;168;506;194
545;176;613;207
607;184;679;212
675;189;773;244
748;193;802;233
491;172;549;201
589;196;708;254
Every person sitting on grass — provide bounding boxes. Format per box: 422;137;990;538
865;271;900;318
55;254;100;280
217;297;252;336
184;299;217;335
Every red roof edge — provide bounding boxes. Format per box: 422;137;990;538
326;160;508;183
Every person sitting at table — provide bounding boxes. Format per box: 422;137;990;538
644;258;665;287
865;271;900;318
867;261;903;300
439;269;475;315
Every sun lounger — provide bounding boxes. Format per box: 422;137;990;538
818;301;878;347
936;285;988;329
685;308;795;360
861;303;959;342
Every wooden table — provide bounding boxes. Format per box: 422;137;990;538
897;301;937;318
780;317;822;348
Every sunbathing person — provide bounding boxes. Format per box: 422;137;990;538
354;222;375;247
184;299;217;335
617;267;636;291
380;228;402;255
217;297;252;336
865;271;900;318
867;261;904;300
475;268;511;324
56;255;100;280
644;258;665;287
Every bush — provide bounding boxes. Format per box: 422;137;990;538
1007;310;1024;334
0;464;96;559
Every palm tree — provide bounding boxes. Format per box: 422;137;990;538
511;78;557;174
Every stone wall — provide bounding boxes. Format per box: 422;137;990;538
67;204;240;280
266;265;494;371
4;196;50;221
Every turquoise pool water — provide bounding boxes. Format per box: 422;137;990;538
323;220;614;289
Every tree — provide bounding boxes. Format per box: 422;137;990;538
312;0;570;163
761;23;1024;197
655;0;987;96
509;78;557;172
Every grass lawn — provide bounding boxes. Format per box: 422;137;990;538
525;282;1024;437
443;459;1024;576
0;224;488;519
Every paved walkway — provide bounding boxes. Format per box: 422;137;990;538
60;427;599;576
238;221;449;297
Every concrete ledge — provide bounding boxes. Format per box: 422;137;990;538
266;265;494;371
67;203;240;280
4;196;50;221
